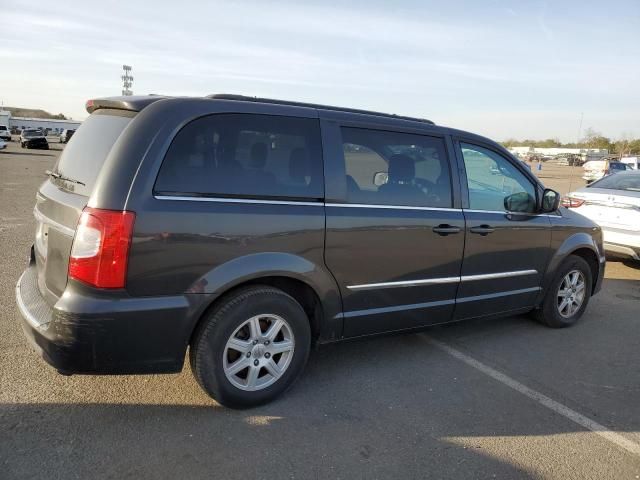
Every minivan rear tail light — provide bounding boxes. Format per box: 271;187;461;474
561;196;585;208
68;208;136;288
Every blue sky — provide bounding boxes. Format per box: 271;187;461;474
2;0;638;141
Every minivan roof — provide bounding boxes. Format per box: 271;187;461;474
85;94;435;125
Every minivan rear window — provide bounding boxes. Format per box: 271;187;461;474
53;110;134;196
155;114;324;201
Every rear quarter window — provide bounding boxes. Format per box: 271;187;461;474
53;110;134;196
155;114;324;200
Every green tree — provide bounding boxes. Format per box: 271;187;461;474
581;128;612;150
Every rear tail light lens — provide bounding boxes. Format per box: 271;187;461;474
561;196;585;208
68;208;136;288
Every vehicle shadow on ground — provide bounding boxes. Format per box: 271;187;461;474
0;401;537;479
1;330;544;479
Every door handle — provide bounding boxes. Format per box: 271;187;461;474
432;224;461;236
469;225;495;236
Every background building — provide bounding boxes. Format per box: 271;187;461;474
0;110;81;134
508;146;609;163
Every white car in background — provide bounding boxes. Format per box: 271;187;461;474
582;159;631;183
620;156;639;170
563;170;640;262
0;125;11;141
0;139;6;150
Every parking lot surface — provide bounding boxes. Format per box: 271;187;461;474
1;142;639;479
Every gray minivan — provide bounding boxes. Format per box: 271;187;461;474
16;94;605;408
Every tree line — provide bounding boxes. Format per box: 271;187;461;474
501;128;640;155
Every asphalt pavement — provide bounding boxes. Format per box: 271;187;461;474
1;140;639;479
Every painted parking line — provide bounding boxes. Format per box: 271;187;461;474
424;336;640;457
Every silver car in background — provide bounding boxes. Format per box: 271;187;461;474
564;171;640;261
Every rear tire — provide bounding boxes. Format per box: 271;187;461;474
534;255;592;328
190;286;311;408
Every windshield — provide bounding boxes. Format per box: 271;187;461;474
589;173;640;192
53;110;134;196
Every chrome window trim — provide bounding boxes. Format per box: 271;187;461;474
154;196;461;211
326;203;460;212
347;269;538;291
33;208;75;237
154;195;323;207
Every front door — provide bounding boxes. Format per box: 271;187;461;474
454;141;553;319
323;123;465;337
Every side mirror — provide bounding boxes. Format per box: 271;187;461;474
504;191;536;213
373;171;388;186
541;188;561;213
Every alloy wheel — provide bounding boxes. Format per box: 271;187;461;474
223;314;295;391
557;270;586;318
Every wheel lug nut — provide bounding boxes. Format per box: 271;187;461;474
265;352;271;358
246;352;251;358
254;360;259;366
252;340;258;345
264;340;270;345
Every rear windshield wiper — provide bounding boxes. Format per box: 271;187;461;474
46;170;86;186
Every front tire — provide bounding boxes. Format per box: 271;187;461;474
190;286;311;408
534;255;592;328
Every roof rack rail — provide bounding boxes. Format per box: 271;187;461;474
207;94;434;125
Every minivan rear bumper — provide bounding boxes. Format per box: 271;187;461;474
16;263;197;375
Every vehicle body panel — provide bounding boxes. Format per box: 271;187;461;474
567;178;640;260
321;113;465;337
454;211;552;319
537;209;605;304
450;136;554;319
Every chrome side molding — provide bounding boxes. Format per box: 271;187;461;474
347;269;538;291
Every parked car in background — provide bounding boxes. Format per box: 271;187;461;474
59;129;75;144
620;156;639;170
582;159;629;183
20;129;49;150
16;94;604;408
563;170;640;262
557;154;583;167
0;125;11;141
0;139;7;150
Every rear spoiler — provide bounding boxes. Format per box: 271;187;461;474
85;95;168;114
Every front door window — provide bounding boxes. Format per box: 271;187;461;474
461;143;536;213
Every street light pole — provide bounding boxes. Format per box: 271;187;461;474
121;65;134;96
